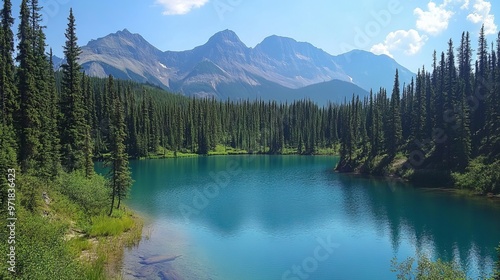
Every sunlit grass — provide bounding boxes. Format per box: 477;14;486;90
208;145;248;155
89;212;135;237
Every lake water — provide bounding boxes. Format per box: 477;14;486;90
112;155;500;279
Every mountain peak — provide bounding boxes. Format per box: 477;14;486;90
207;29;244;46
261;35;298;44
119;28;131;34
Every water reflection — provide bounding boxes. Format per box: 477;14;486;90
335;173;500;275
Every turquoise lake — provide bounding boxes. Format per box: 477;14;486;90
109;155;500;279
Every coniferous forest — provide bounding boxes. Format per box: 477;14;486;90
336;26;500;194
3;2;500;195
0;0;500;279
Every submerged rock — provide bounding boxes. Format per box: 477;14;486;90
139;255;181;265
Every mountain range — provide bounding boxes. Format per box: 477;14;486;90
75;29;415;104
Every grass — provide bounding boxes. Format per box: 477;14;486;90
314;147;338;155
89;211;135;237
208;145;248;155
146;146;199;159
139;145;339;159
68;238;92;256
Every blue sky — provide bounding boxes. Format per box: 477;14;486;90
11;0;499;72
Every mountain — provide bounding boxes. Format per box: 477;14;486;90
79;29;414;103
334;49;414;93
52;55;65;70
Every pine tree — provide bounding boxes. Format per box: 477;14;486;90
0;0;18;204
17;0;40;172
1;0;17;128
490;33;500;160
387;70;402;156
60;8;86;172
454;33;472;170
471;25;489;156
106;75;132;214
140;90;150;156
43;49;62;177
125;86;139;157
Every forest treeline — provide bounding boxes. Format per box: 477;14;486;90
1;1;500;200
1;0;500;204
336;26;500;194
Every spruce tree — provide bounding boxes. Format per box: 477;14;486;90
43;49;62;177
388;70;402;156
471;25;489;156
1;0;17;128
106;75;132;215
17;0;40;172
0;0;18;204
60;8;86;172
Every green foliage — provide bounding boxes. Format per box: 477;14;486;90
82;256;106;280
391;255;468;280
0;123;17;209
60;8;86;172
58;172;109;216
0;171;139;280
17;175;44;212
453;157;500;194
0;208;84;280
105;75;133;215
89;211;134;237
67;237;92;256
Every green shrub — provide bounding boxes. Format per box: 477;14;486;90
453;157;500;194
59;172;110;215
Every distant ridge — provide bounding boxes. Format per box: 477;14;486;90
77;29;415;104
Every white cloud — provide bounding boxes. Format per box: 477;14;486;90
414;2;454;36
155;0;209;15
370;29;428;58
466;0;497;35
371;43;393;58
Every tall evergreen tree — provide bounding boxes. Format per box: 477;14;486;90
387;70;402;156
106;75;132;215
1;0;17;128
16;0;40;172
42;49;62;177
60;8;86;172
471;25;489;156
0;0;18;203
